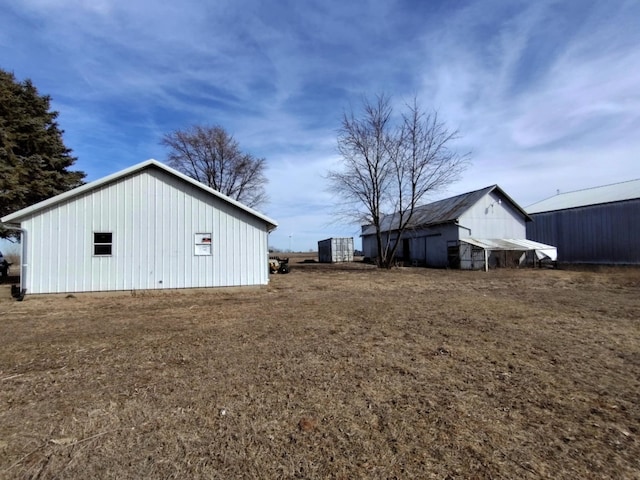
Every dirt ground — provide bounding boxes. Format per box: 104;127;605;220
1;256;639;479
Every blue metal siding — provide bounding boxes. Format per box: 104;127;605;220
527;199;640;264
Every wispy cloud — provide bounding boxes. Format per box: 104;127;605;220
411;0;640;205
1;0;638;250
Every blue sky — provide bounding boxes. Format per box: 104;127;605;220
1;0;639;252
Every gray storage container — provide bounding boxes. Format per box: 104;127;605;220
318;237;354;263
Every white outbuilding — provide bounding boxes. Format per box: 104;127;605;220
361;185;557;269
1;159;278;295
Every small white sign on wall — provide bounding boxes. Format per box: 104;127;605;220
194;233;212;256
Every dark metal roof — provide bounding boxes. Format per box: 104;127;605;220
362;185;529;236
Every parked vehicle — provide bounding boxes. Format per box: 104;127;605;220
268;256;290;274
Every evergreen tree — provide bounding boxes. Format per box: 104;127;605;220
0;69;85;238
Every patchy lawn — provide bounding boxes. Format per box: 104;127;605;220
1;260;639;479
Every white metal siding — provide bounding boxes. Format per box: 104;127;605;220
21;168;270;293
458;191;527;239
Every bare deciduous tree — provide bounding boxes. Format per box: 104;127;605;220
162;125;267;208
328;94;469;268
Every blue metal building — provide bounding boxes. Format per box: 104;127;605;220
526;179;640;265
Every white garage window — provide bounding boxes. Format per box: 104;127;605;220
94;232;113;256
194;233;212;256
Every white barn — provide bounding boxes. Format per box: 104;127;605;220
361;185;556;269
1;159;278;294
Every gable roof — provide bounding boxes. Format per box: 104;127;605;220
362;185;530;236
1;159;278;230
526;178;640;214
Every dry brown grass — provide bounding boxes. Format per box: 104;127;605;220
1;256;639;479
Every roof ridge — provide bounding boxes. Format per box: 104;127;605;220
557;178;640;196
2;159;278;228
527;178;640;209
413;184;496;209
526;178;640;213
362;184;527;235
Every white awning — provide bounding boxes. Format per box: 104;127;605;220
461;238;557;261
